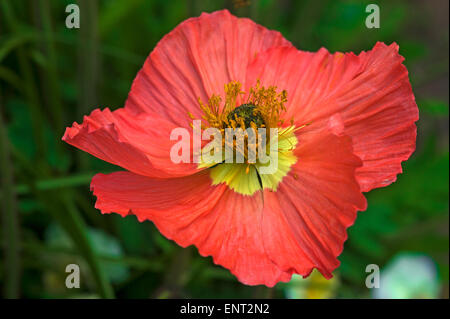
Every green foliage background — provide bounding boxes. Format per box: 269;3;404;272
0;0;448;298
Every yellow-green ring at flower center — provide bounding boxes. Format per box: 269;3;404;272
208;126;298;196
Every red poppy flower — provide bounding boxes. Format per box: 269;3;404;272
63;10;418;286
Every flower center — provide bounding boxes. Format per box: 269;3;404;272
189;80;304;196
227;104;265;129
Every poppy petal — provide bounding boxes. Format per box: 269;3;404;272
62;108;199;178
125;9;292;128
91;169;224;219
246;42;418;192
91;170;292;286
63;10;291;178
190;189;292;286
262;128;367;278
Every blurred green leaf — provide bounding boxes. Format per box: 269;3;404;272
45;223;130;284
418;99;449;116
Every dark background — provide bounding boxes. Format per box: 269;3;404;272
0;0;448;298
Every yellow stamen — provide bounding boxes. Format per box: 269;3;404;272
189;80;307;195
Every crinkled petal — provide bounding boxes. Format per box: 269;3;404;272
261;128;367;278
246;42;418;192
91;169;223;219
125;9;292;128
91;170;291;286
63;108;199;178
63;10;292;177
90;127;367;285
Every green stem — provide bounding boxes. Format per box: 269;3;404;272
60;195;115;298
32;0;65;136
13;173;98;195
77;0;100;170
0;93;21;298
7;240;164;271
1;0;48;161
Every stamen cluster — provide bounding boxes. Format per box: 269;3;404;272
189;80;292;166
